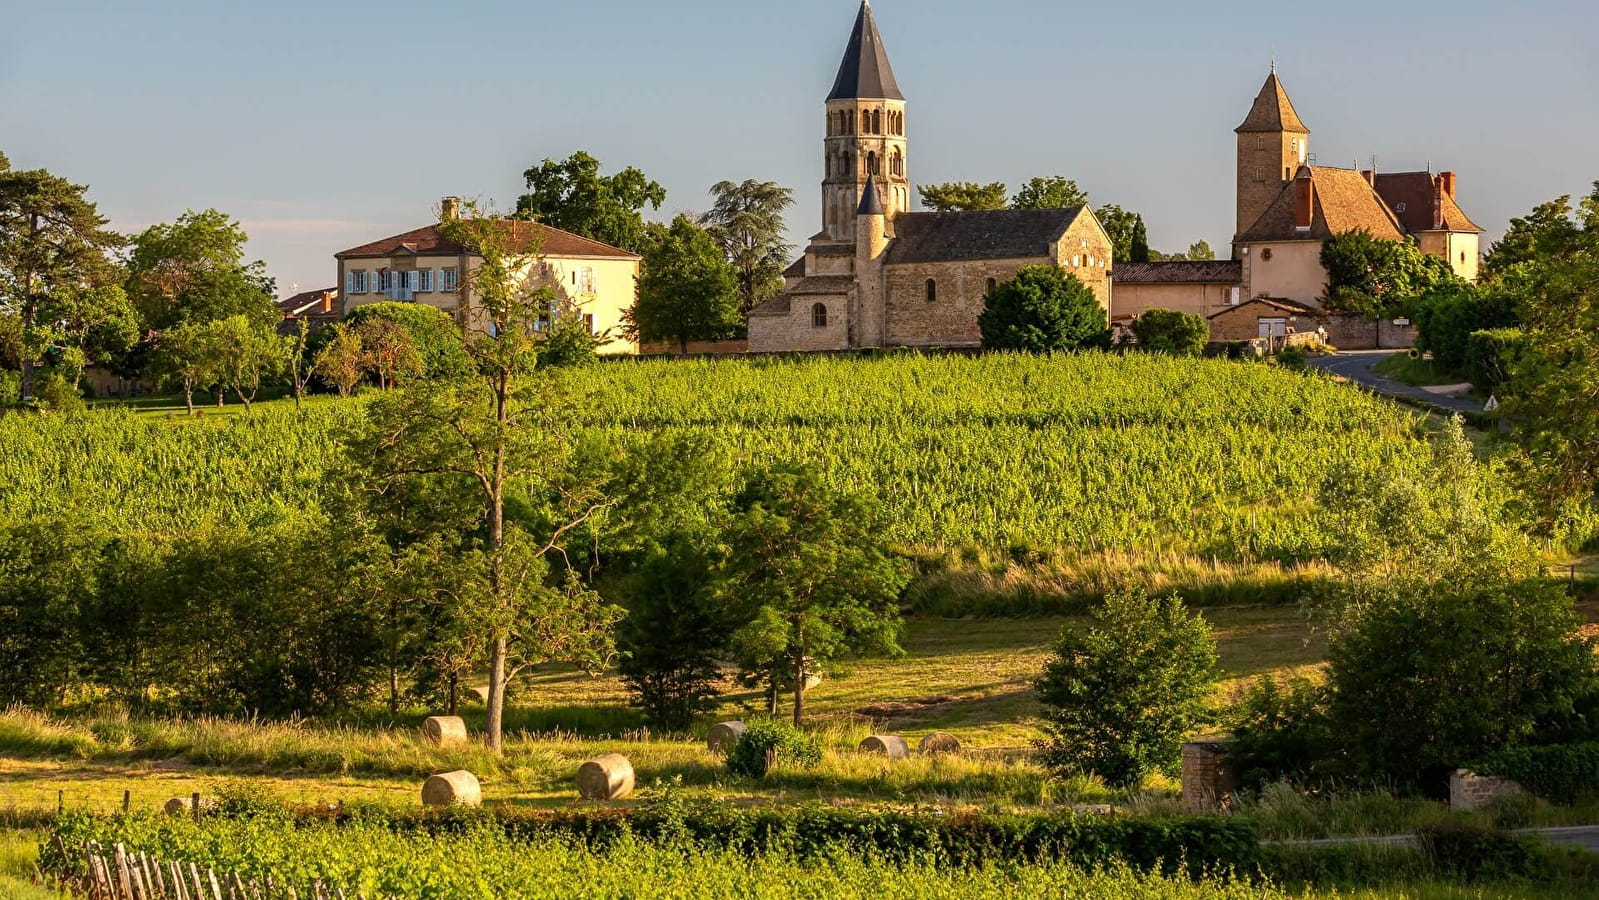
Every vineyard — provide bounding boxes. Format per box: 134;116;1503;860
0;353;1436;557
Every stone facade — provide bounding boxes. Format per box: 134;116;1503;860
1206;298;1317;343
1448;769;1525;812
1181;740;1238;812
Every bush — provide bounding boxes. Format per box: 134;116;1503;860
1034;590;1219;787
978;266;1112;353
1225;675;1336;790
1465;327;1529;392
1416;821;1538;882
1130;309;1208;357
1411;284;1518;375
1473;742;1599;803
616;534;730;732
725;719;823;778
343;302;471;379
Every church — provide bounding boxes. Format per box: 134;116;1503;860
747;2;1114;352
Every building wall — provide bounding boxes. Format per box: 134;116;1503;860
1419;231;1481;283
1112;282;1240;321
884;257;1043;346
823;98;910;242
1241;240;1326;305
748;294;853;352
1053;213;1115;311
1237;129;1308;238
1208;305;1311;342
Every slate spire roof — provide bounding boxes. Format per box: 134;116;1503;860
1236;71;1309;134
857;173;885;216
828;1;904;101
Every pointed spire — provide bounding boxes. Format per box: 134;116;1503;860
1236;70;1309;134
857;174;885;216
828;1;903;101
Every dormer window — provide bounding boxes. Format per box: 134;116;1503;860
1396;202;1408;213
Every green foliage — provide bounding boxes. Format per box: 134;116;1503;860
1320;229;1459;319
725;719;824;777
723;464;909;723
1482;189;1596;281
1415;822;1540;882
1130;308;1209;356
616;533;730;731
1034;590;1219;787
629;214;742;353
342;302;471;379
1011;177;1089;210
514;151;665;253
1225;676;1335;789
1096;205;1149;263
917;181;1008;212
1167;241;1217;262
1473;742;1599;804
1325;577;1599;788
978;266;1112;353
1464;327;1529;391
1410;283;1519;375
700;179;795;314
124;209;276;331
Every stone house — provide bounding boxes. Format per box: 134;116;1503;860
335;199;642;354
747;2;1114;353
275;287;340;335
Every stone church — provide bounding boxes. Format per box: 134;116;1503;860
748;2;1114;352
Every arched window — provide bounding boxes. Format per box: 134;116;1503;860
867;152;879;176
812;303;828;328
848;111;856;133
891;149;902;176
925;279;937;303
986;277;997;294
873;110;882;133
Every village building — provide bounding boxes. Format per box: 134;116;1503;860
747;2;1114;352
334;198;642;354
275;287;340;334
1111;69;1483;346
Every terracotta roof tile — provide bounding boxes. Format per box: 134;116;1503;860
277;287;339;316
1236;73;1309;134
1373;172;1483;234
1207;296;1317;319
1112;260;1242;285
337;220;639;260
1238;166;1405;243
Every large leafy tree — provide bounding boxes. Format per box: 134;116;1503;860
917;181;1008;212
723;464;909;725
1320;229;1458;319
700;180;794;314
514;151;665;254
0;154;126;401
628;215;742;354
978;266;1111;353
1034;590;1219;788
1011;176;1089;210
347;201;623;753
1482;193;1590;282
124;209;277;332
1131;308;1208;356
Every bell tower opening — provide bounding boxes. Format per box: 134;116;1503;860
821;1;909;242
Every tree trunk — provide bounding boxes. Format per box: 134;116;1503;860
485;633;507;754
448;671;459;718
388;666;399;716
182;380;195;416
679;336;688;356
792;655;806;727
766;677;779;716
482;368;512;754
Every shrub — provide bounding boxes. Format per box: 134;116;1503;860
978;266;1112;353
1416;821;1538;882
1130;309;1208;357
1411;283;1518;375
1034;590;1219;787
616;533;730;732
1473;742;1599;803
1464;326;1529;391
343;302;471;379
725;719;823;778
1225;675;1336;790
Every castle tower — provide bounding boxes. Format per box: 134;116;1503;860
822;1;909;242
1234;67;1310;245
854;174;890;347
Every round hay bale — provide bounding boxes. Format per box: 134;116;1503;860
707;721;747;754
576;753;636;801
421;770;482;807
859;735;910;759
468;686;490;704
421;715;468;748
918;732;962;755
162;796;216;816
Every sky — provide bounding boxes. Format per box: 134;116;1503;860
3;0;1597;296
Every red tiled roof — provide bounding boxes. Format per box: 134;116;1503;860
1373;172;1483;234
1238;166;1406;243
277;288;339;317
1236;73;1309;134
337;220;640;260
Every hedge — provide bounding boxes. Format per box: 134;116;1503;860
1464;327;1528;392
1472;742;1599;803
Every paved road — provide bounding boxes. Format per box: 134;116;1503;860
1307;350;1485;415
1279;825;1599;854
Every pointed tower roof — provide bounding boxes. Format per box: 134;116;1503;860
857;174;885;215
828;2;904;101
1236;71;1309;134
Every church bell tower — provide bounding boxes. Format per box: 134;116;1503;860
822;1;909;242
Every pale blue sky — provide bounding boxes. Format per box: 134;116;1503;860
3;0;1596;294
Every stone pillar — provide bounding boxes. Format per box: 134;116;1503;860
1181;740;1237;812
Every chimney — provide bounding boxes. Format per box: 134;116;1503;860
1294;172;1315;230
441;196;461;222
1438;171;1456;199
320;291;332;313
1361;169;1376;187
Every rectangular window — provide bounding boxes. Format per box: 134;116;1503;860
417;269;433;293
441;268;459;292
347;270;369;294
582;313;595;334
1252;167;1265;183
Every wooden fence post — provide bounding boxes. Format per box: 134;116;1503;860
114;843;135;900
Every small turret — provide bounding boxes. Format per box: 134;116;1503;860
856;174;888;261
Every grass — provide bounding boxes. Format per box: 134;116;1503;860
1373;354;1468;388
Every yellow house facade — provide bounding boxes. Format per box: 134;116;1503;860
335;199;642;354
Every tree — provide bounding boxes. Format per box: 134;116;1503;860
343;301;472;379
514;151;665;254
978;266;1111;353
0;158;124;401
1011;177;1089;210
124;209;276;331
722;464;909;725
284;319;313;408
211;315;281;409
1131;308;1209;356
314;323;366;398
151;319;226;414
1178;240;1216;261
628;215;742;354
700;179;795;314
1034;590;1219;787
616;532;731;731
1096;204;1149;263
1320;229;1458;319
348;200;624;753
917;182;1008;212
1482;193;1589;281
354;315;424;390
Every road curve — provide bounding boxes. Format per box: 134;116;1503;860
1306;350;1485;415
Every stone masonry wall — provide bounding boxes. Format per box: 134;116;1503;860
1448;769;1525;811
884;258;1038;346
1181;741;1237;812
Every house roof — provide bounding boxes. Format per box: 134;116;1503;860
1236;72;1309;134
783;256;806;278
749;295;792;317
1208;296;1317;319
886;207;1087;265
1373;171;1484;234
336;220;639;260
827;1;903;101
1112;260;1242;285
1237;166;1406;243
277;288;339;317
